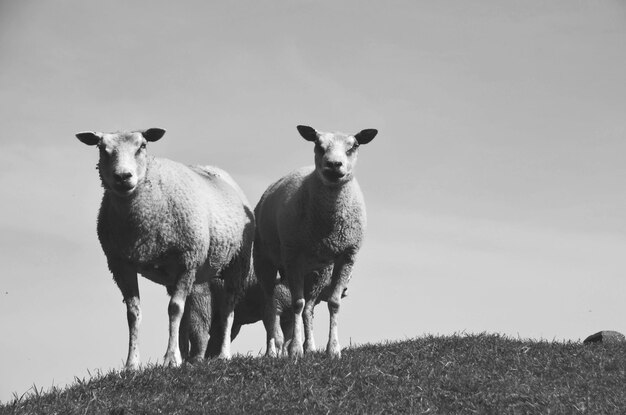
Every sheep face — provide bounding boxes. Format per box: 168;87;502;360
76;128;165;197
297;125;377;187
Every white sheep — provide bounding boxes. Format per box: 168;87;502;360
254;125;377;358
76;128;254;368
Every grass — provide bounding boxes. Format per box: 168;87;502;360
2;333;626;414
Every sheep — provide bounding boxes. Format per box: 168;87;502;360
187;274;347;358
76;128;254;368
254;125;377;358
179;272;269;360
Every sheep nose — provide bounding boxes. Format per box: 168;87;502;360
114;172;133;183
326;161;343;169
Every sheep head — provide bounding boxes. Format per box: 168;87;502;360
76;128;166;197
297;125;377;187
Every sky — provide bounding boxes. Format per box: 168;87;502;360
1;0;626;403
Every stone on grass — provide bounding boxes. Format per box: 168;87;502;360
583;330;626;344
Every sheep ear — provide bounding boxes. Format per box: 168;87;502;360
297;125;318;142
142;128;166;142
354;129;377;145
76;131;102;146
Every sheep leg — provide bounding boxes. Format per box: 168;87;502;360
124;295;141;369
205;318;223;359
218;291;235;359
287;268;305;358
185;282;212;363
280;316;294;357
207;322;240;358
255;255;281;357
263;293;284;357
205;278;223;359
124;295;142;369
289;298;305;358
326;258;354;358
273;299;286;356
179;299;190;362
163;274;193;367
112;265;142;370
263;312;277;357
303;299;316;353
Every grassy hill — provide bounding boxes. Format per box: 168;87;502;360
3;333;626;414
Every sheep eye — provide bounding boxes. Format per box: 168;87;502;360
136;143;147;154
347;144;359;154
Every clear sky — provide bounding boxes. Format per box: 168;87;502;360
1;0;626;403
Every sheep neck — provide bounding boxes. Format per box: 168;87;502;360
306;171;354;214
298;170;365;257
104;157;163;217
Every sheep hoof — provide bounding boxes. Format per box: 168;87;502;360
282;339;292;357
266;339;278;358
163;352;182;367
304;342;316;354
186;355;205;365
326;344;341;359
124;361;140;371
288;343;304;358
